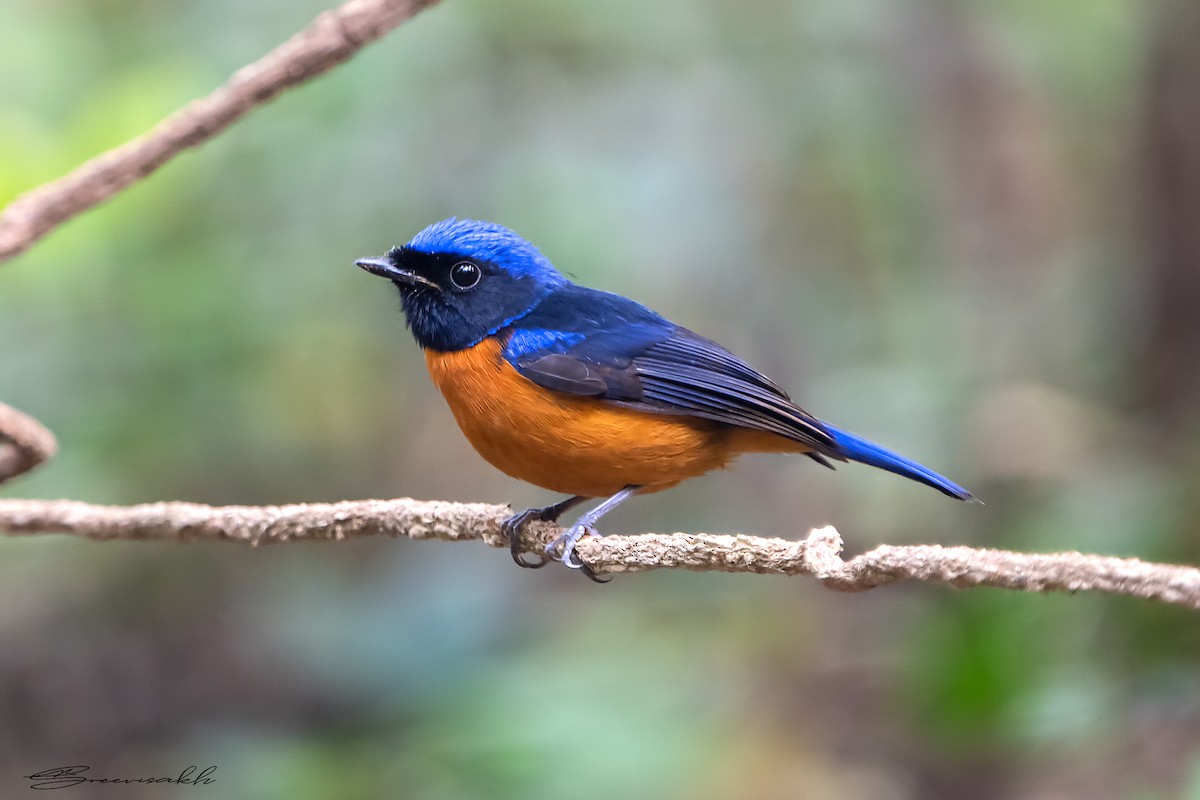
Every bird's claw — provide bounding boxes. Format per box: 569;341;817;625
504;494;621;583
562;545;587;570
578;562;611;583
513;550;549;569
545;523;592;564
502;512;549;569
545;524;610;583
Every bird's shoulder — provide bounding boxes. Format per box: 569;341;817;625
502;284;672;364
508;284;784;391
498;284;664;397
511;284;669;336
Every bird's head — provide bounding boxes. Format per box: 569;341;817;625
357;218;568;351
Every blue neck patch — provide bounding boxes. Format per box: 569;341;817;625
502;328;587;364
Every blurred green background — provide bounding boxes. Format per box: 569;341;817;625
3;0;1200;797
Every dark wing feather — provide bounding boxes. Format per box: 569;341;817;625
639;330;789;396
516;354;608;395
516;353;639;399
632;335;835;451
505;285;836;453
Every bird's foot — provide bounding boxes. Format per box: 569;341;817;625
545;523;593;567
503;495;589;570
546;524;609;583
501;509;551;569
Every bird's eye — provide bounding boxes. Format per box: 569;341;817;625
449;261;481;290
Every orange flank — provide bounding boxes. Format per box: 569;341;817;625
424;337;810;498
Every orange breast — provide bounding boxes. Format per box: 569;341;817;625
420;335;806;496
424;338;806;498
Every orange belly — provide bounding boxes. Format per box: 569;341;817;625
423;338;809;497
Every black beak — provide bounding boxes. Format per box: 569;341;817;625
355;257;440;290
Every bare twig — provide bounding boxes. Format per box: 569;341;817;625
0;404;57;486
0;0;440;261
1;497;1197;609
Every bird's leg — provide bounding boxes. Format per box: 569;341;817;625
503;495;589;569
547;485;641;582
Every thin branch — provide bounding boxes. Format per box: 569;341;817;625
0;0;440;261
1;497;1197;609
1;0;1196;616
0;404;58;486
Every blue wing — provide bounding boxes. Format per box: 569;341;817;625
502;285;974;499
503;285;838;454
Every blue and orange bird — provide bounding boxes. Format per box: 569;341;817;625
357;219;973;580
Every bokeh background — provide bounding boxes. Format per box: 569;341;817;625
3;0;1200;797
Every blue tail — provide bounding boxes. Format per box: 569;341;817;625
822;422;974;501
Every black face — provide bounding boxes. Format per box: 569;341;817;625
358;247;548;352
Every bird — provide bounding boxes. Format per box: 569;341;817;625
357;218;973;580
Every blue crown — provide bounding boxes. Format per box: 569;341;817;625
406;218;565;282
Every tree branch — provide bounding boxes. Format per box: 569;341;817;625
2;0;1197;615
0;0;440;262
1;497;1197;609
0;404;58;486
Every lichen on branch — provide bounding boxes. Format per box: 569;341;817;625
1;496;1198;609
